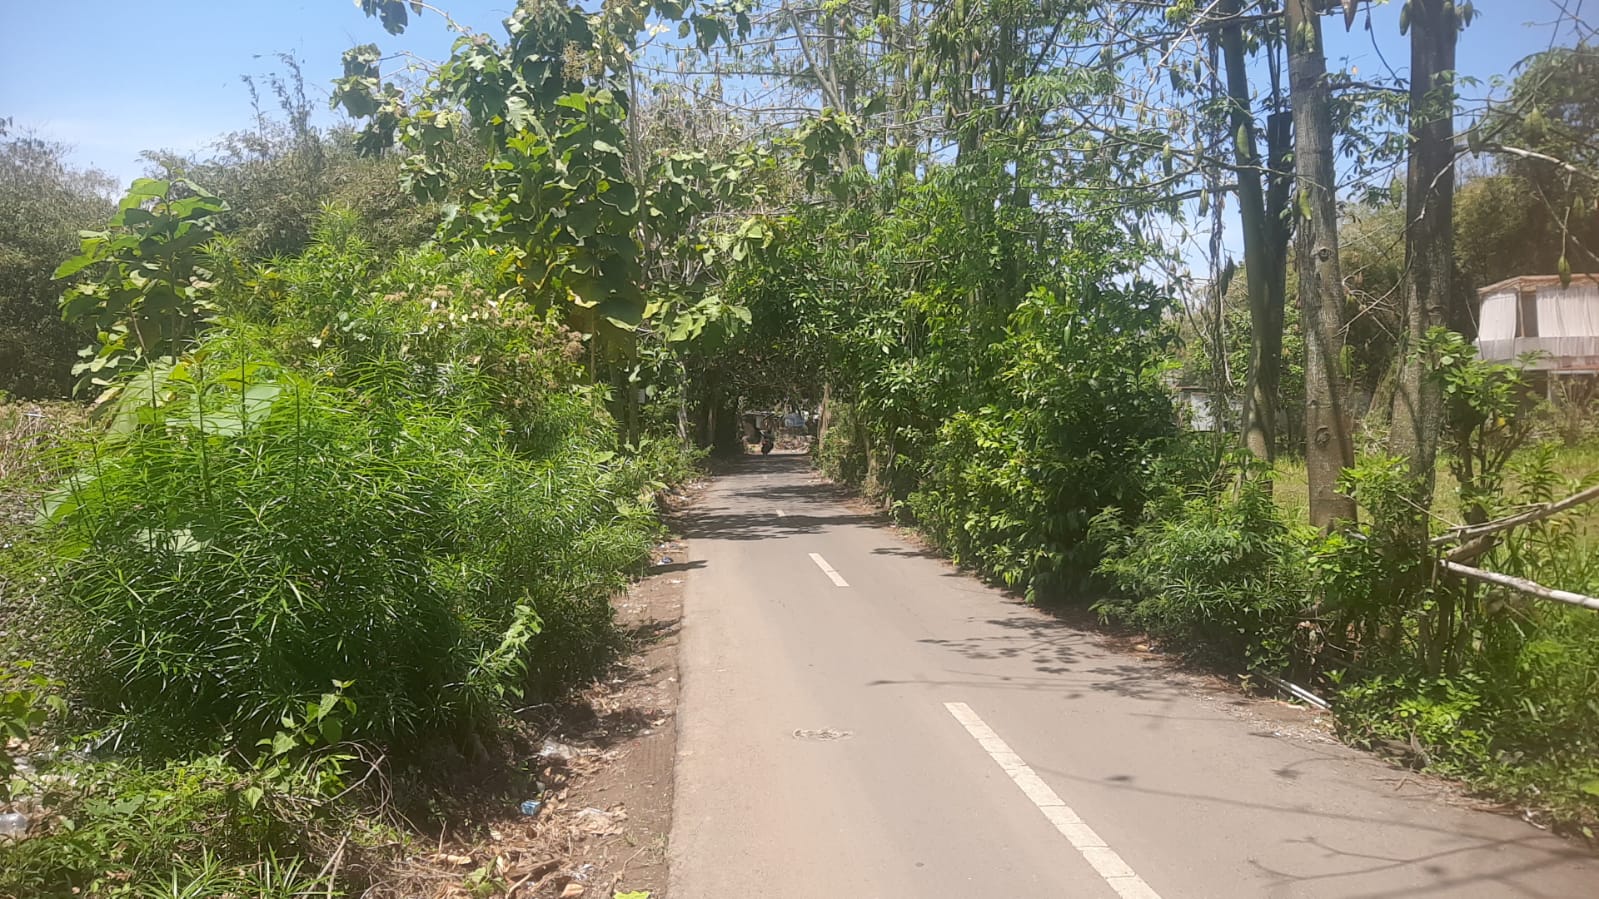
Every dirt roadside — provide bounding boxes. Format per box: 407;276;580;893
507;486;701;899
546;532;689;899
397;524;692;899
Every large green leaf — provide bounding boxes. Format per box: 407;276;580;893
117;179;169;211
54;254;99;279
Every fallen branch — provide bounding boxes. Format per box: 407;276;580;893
1431;483;1599;556
1439;559;1599;612
315;831;350;899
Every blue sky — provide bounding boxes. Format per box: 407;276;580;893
1;1;519;185
0;1;1586;190
1324;1;1584;107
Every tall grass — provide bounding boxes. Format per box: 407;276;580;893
1274;442;1599;542
1;402;89;684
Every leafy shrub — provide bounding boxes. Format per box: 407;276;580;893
0;695;352;898
813;401;868;488
1336;673;1493;770
43;373;528;749
1335;626;1599;833
55;178;228;393
908;283;1176;597
1316;440;1599;830
1093;454;1311;673
0;665;64;795
2;188;712;892
33;222;681;756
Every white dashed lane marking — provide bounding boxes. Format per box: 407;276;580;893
808;552;849;587
944;701;1163;899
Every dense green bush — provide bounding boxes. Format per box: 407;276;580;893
0;131;113;399
1326;448;1599;829
2;173;702;890
813;401;868;488
1093;452;1311;672
1336;606;1599;828
1;704;348;898
145;59;443;262
908;283;1177;596
33;215;683;756
45;373;595;750
0;666;361;897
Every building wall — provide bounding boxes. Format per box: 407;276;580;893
1479;288;1518;342
1478;283;1599;371
1175;388;1241;432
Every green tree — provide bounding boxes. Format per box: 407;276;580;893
144;57;444;261
1463;42;1599;284
0;127;115;398
1454;172;1542;290
56;178;228;393
1287;0;1357;528
1389;0;1466;521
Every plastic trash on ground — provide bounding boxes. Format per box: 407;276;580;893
539;738;579;765
0;811;30;841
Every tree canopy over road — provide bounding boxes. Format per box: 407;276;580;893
3;1;1599;894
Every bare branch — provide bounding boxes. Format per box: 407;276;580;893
1439;559;1599;612
1432;483;1599;560
1484;142;1599;180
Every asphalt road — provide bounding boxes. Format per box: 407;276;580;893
667;455;1598;898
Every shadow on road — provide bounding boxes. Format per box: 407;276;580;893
680;455;886;542
1032;759;1592;898
870;545;942;560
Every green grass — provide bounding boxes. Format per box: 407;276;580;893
1273;441;1599;538
1266;438;1599;834
0;401;89;687
0;401;88;498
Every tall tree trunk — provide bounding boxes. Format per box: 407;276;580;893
1219;0;1281;463
818;381;833;447
1287;0;1357;528
1389;0;1459;513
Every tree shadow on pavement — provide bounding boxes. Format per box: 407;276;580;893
911;613;1186;701
870;545;943;560
679;456;886;541
917;614;1094;671
679;510;884;541
1034;760;1592;898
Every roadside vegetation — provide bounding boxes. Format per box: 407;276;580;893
3;0;1599;893
708;1;1599;837
1;189;698;894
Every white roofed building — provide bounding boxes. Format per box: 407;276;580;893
1476;275;1599;395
